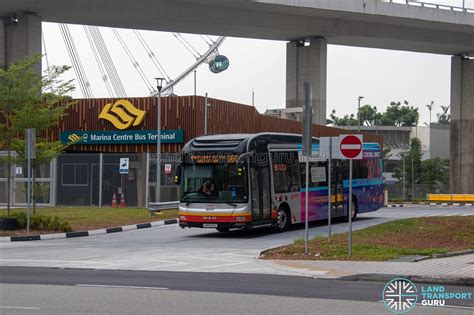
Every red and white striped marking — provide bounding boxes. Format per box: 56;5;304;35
339;135;363;159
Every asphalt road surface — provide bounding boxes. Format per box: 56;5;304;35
0;267;472;314
0;206;472;275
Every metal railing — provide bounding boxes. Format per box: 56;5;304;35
383;0;474;13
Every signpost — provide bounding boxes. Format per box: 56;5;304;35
338;134;363;257
302;81;312;255
119;158;130;174
320;136;341;242
25;129;36;233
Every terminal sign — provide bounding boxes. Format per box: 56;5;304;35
61;130;184;145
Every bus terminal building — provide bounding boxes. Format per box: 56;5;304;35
0;96;382;208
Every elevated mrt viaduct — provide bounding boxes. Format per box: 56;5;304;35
0;0;473;193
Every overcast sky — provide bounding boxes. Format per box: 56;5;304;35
42;22;452;126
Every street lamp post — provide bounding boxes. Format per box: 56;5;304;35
357;96;364;131
204;92;209;135
155;77;164;204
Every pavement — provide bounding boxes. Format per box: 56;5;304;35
266;253;474;285
0;206;473;283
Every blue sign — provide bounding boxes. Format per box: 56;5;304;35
60;130;184;145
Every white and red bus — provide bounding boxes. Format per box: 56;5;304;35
176;133;383;232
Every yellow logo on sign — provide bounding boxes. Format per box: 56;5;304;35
99;100;146;130
68;134;81;143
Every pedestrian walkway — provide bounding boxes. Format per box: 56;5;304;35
264;254;474;282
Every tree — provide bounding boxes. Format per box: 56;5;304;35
329;109;358;126
420;158;449;192
358;105;378;126
437;105;450;124
0;54;75;215
381;101;419;127
328;100;419;127
0;56;42;215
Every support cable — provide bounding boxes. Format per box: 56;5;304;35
199;35;213;46
173;33;200;59
89;26;127;97
58;23;93;98
112;28;154;93
83;26;114;97
133;30;172;82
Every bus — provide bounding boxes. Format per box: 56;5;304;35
176;133;384;233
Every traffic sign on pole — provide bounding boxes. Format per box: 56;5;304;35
339;134;363;160
338;134;363;257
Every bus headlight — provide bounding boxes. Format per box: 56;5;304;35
235;216;246;221
179;215;187;221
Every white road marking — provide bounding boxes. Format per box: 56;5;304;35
76;284;168;290
0;306;40;310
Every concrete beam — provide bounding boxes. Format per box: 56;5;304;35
286;38;327;125
4;13;42;73
450;56;474;194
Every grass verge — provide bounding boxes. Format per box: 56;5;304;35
1;207;178;235
261;216;474;261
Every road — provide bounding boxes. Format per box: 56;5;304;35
0;267;472;314
0;206;472;275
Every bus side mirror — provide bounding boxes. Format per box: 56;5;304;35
174;165;181;185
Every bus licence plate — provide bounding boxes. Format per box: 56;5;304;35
203;223;218;228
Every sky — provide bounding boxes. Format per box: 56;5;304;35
41;22;452;126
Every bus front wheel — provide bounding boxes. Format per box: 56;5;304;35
272;206;290;233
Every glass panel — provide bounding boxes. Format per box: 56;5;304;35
181;164;248;203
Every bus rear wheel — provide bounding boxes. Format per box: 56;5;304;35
272;206;290;233
343;199;357;222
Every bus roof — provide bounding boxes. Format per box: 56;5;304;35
182;132;313;154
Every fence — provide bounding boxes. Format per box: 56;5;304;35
385;182;449;201
0;152;181;208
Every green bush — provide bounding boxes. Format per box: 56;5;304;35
0;212;72;232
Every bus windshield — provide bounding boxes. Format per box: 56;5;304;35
180;164;248;204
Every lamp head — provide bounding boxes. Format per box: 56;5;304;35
155;77;165;92
358;96;364;101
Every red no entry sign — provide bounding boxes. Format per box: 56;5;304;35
339;135;363;159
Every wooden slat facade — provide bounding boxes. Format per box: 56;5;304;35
46;96;383;153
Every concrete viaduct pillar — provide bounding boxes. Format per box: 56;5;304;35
1;13;42;73
450;56;474;194
286;38;327;125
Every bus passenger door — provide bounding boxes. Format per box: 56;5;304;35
250;164;272;224
331;160;345;217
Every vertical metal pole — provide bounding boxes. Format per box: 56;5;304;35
204;93;208;135
252;89;255;107
327;137;332;242
99;153;103;207
402;157;406;201
305;157;309;255
26;131;31;233
302;81;312;256
156;91;161;204
357;99;361;132
145;152;150;208
411;154;415;201
348;159;353;257
194;70;197;96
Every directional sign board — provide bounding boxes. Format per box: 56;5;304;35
119;158;129;174
339;134;363;160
